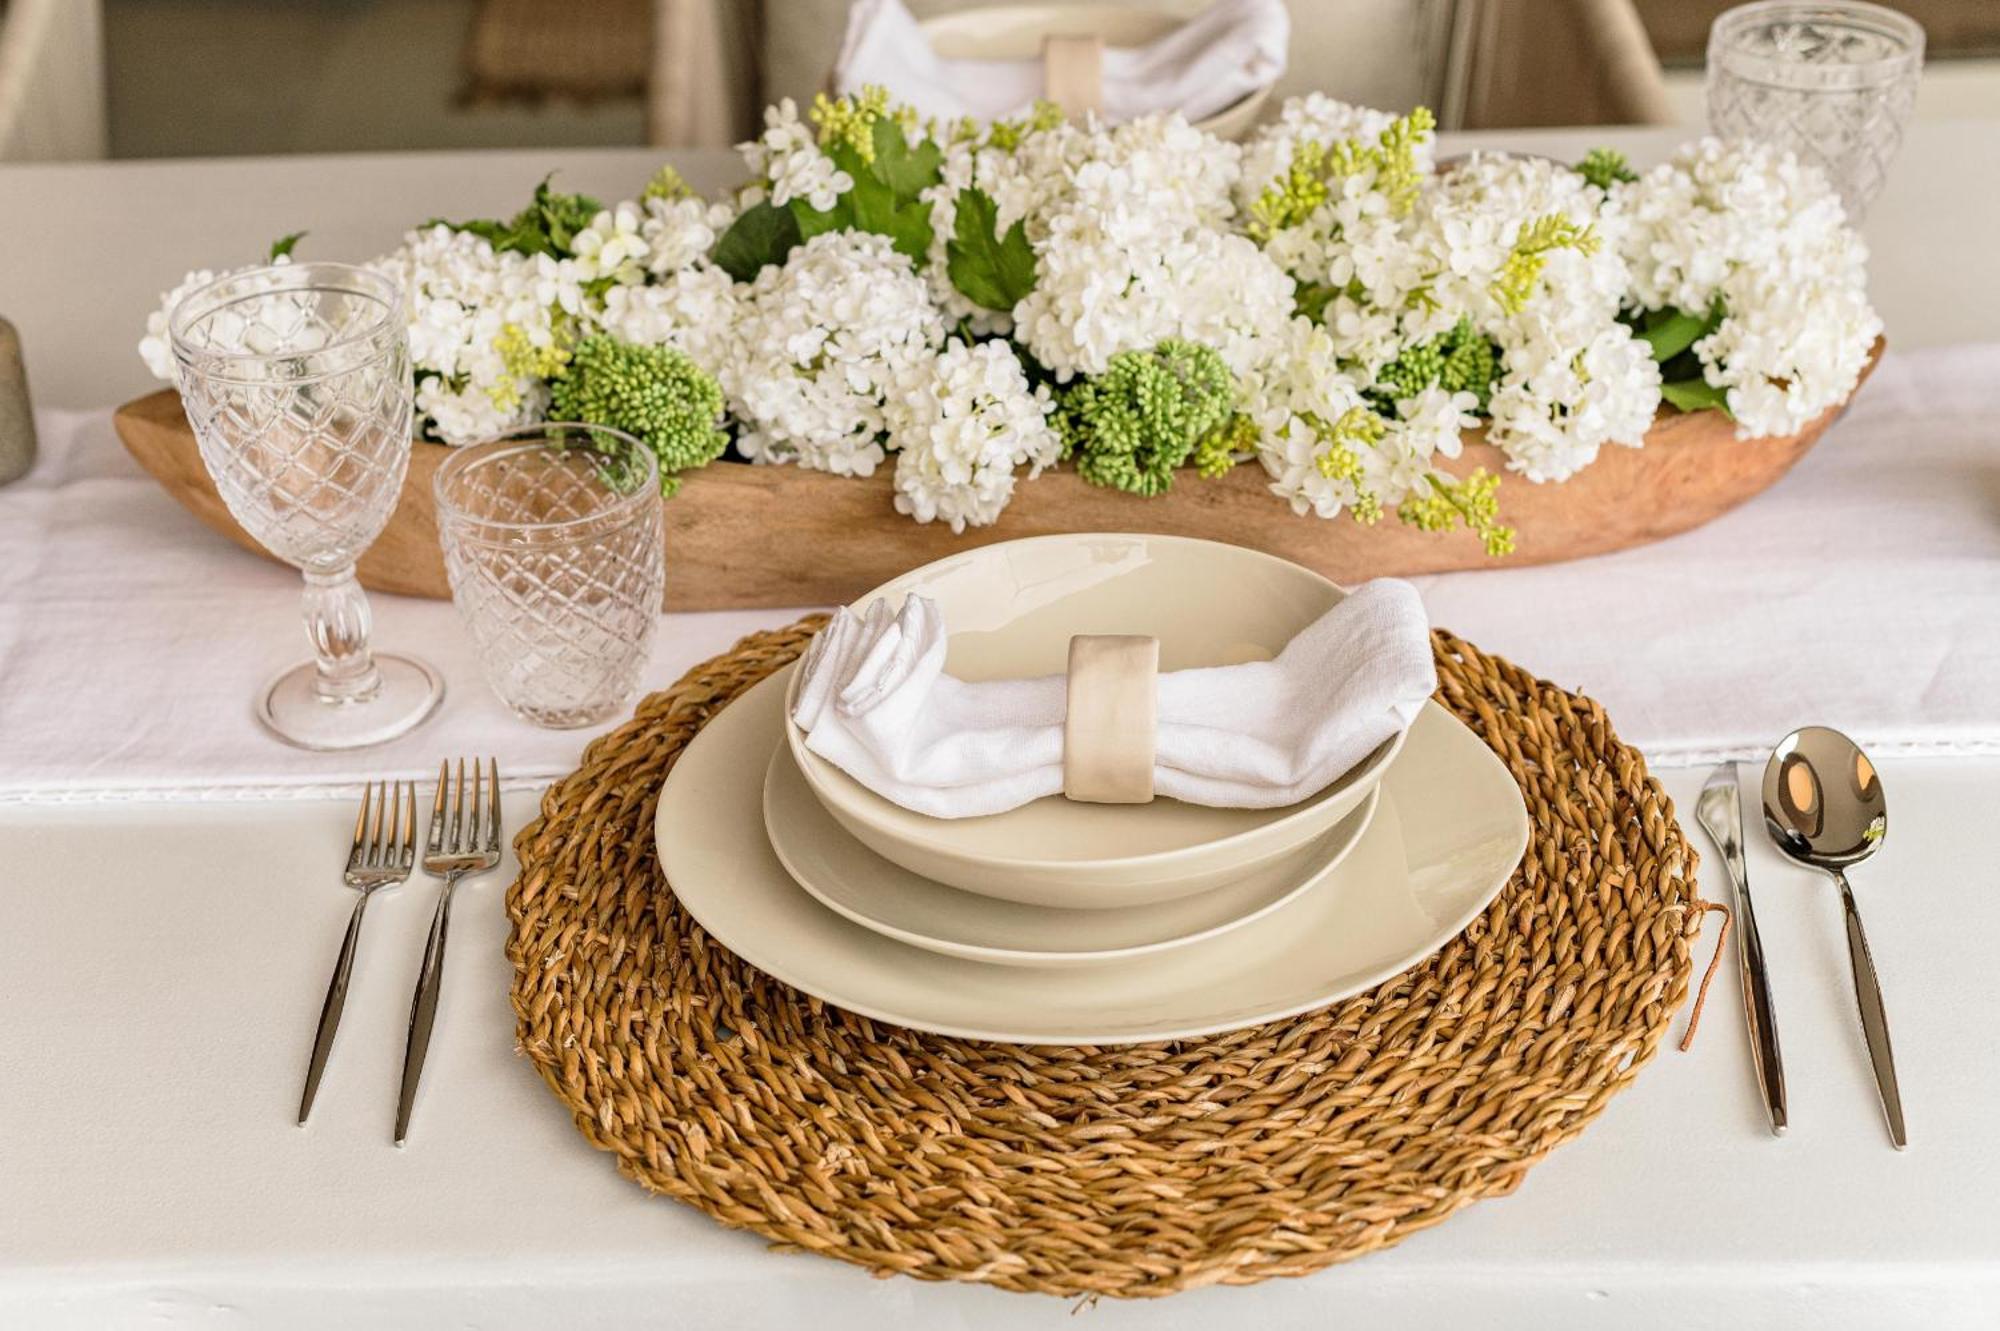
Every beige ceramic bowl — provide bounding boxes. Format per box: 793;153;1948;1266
782;534;1408;909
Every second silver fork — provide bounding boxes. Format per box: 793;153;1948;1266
395;756;502;1145
299;779;417;1126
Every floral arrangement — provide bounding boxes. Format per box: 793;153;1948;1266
139;91;1880;553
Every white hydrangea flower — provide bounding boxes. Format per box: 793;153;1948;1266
887;339;1060;531
1612;137;1881;437
729;230;944;477
137;255;295;381
595;268;741;375
739;98;852;211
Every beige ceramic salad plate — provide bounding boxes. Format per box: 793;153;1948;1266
659;669;1529;1044
763;739;1380;969
783;534;1405;910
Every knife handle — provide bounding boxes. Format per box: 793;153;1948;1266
1733;888;1788;1135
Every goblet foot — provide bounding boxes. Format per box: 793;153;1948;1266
255;653;444;751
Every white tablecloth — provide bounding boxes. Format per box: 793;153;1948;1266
6;341;1998;799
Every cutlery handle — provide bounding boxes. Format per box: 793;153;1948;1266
298;892;370;1126
1734;891;1788;1135
395;877;456;1145
1836;873;1907;1149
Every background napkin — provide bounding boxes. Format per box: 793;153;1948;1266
830;0;1290;126
792;580;1436;818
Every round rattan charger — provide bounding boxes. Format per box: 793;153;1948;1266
506;617;1714;1299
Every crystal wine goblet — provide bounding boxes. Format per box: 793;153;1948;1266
169;262;442;749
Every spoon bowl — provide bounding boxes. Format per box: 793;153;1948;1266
1762;726;1906;1149
1762;726;1888;870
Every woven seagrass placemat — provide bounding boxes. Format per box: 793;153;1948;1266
506;617;1707;1299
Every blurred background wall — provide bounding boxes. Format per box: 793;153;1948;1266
0;0;1990;162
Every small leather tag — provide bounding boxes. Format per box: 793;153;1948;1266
1063;634;1158;804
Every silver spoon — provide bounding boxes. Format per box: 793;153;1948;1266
1762;726;1906;1149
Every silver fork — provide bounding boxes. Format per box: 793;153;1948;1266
299;779;417;1126
395;757;502;1144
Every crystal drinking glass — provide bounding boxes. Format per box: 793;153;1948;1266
433;425;665;728
1707;1;1924;221
170;262;442;750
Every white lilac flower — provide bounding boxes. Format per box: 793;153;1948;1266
1412;153;1661;479
739;98;852;212
1612;136;1881;437
887;338;1060;531
729;230;944;477
369;224;572;444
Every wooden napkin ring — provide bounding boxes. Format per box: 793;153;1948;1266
1063;634;1158;804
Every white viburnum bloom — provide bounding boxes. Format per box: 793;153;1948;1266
739;98;852;212
1611;136;1880;438
887;338;1060;531
570;203;651;287
729;230;944;477
641;194;736;275
595;269;742;377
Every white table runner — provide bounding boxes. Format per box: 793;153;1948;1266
4;341;1996;800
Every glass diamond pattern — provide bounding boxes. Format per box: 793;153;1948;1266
438;436;665;728
1707;4;1923;222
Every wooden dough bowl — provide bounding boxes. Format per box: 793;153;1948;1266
115;342;1878;611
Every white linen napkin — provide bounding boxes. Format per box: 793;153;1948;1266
792;579;1436;818
831;0;1289;127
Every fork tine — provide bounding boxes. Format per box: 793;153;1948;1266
487;757;501;853
428;760;448;855
451;757;467;852
369;779;389;867
468;758;484;852
386;780;403;866
348;781;373;871
402;781;418;869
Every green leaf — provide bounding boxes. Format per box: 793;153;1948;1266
1661;376;1733;415
946;188;1037;312
268;231;306;261
781;128;942;267
869;117;943;197
1639;307;1711;363
713;200;803;281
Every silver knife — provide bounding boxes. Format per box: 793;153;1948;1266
1696;763;1788;1135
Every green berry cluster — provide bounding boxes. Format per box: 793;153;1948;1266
1058;340;1236;497
549;336;729;495
1372;318;1500;411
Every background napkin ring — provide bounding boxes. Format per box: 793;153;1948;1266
1063;634;1159;804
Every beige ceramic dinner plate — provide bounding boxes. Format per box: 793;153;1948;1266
783;534;1405;909
659;668;1530;1044
763;740;1380;968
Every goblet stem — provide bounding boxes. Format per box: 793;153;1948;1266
301;566;384;705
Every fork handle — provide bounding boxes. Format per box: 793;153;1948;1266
1836;872;1907;1149
298;892;370;1126
395;875;457;1144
